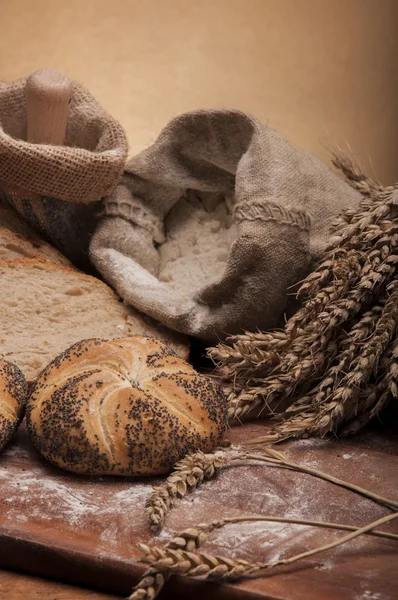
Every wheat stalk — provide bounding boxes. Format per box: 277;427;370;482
146;447;398;533
133;444;398;598
331;153;384;199
137;512;398;584
131;513;398;598
128;526;210;599
145;450;228;531
241;448;398;510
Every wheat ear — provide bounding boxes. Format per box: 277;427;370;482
146;447;398;534
146;450;228;531
128;526;210;599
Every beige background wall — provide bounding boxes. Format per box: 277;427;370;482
1;0;397;183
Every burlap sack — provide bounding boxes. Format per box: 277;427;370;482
0;77;127;269
90;109;362;343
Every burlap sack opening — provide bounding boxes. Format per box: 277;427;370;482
0;77;128;269
90;109;363;343
0;78;128;202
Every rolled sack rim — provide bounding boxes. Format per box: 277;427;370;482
0;126;128;202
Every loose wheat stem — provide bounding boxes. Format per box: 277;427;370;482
146;447;398;536
146;450;228;530
219;515;398;542
272;512;398;567
237;451;398;511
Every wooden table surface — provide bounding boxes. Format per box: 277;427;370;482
0;417;397;600
0;570;120;600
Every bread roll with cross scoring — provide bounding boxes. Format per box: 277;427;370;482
26;337;227;476
0;356;28;452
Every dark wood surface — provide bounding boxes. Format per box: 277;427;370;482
0;419;397;600
0;569;120;599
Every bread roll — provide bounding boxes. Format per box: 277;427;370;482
0;356;28;452
26;337;227;476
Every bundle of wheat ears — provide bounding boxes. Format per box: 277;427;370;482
128;157;398;600
209;155;398;444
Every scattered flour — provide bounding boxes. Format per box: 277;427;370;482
0;428;396;596
318;558;335;571
356;592;384;600
291;437;329;448
0;437;152;555
0;468;151;528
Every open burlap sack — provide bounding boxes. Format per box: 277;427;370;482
90;109;362;343
0;77;127;269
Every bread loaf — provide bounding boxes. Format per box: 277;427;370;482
0;226;72;267
0;203;42;240
26;337;227;476
0;259;189;382
0;356;28;452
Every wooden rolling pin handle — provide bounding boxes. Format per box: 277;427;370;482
25;69;73;145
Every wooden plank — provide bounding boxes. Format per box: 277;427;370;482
0;420;397;599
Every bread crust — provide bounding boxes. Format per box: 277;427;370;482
0;256;119;290
0;356;28;452
0;203;43;240
26;337;227;476
0;227;73;267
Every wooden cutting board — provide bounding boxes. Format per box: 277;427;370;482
0;419;397;600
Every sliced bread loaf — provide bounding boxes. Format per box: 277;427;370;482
0;227;72;267
0;203;43;240
0;203;72;267
0;259;189;382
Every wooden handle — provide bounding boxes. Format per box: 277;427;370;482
25;69;73;145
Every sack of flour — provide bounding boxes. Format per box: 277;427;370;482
0;75;127;270
90;109;362;343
